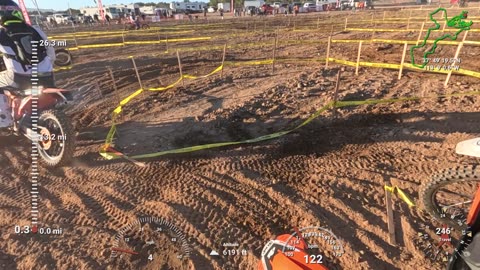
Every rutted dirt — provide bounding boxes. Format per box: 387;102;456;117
1;7;480;270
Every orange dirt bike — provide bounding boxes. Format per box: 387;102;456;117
419;138;480;269
0;86;76;167
258;234;328;270
124;21;150;31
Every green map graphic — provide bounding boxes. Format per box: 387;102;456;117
410;8;473;68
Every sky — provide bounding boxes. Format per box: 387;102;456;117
26;0;171;11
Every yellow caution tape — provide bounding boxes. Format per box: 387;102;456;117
346;27;480;33
97;51;480;161
60;36;212;50
328;58;480;78
229;59;273;66
100;87;480;161
78;43;124;48
384;185;416;207
53;66;73;72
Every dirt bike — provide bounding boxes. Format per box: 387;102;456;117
0;86;76;167
420;138;480;269
54;48;73;67
124;21;150;31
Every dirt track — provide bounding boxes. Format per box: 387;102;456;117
1;8;480;270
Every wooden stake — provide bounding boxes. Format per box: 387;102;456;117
317;16;320;29
444;42;464;87
325;36;331;68
95;81;103;98
176;50;184;87
221;43;227;78
131;57;144;90
122;32;125;45
385;182;397;245
344;17;348;30
272;30;278;73
383;11;386;21
332;69;342;119
398;42;408;80
108;68;120;104
371;20;376;40
416;22;425;46
165;35;169;51
442;21;446;33
462;30;469;42
355;41;363;75
330;24;334;35
407;17;411;30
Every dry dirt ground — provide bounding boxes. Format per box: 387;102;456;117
1;8;480;270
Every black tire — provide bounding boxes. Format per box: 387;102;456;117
37;110;76;167
420;166;480;229
54;49;72;67
142;24;150;29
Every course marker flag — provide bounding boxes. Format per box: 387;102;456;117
385;185;416;208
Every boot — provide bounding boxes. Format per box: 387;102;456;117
0;94;13;128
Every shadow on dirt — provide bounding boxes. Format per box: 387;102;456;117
0;250;17;269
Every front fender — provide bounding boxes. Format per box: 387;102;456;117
456;138;480;158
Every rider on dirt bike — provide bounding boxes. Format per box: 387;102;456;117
0;0;55;128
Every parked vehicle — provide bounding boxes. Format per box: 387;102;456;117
303;2;318;12
244;0;266;9
217;3;231;12
53;13;70;24
260;4;274;15
272;2;282;8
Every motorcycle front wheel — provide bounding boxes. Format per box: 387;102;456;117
420;166;480;229
54;49;73;67
37;110;76;167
